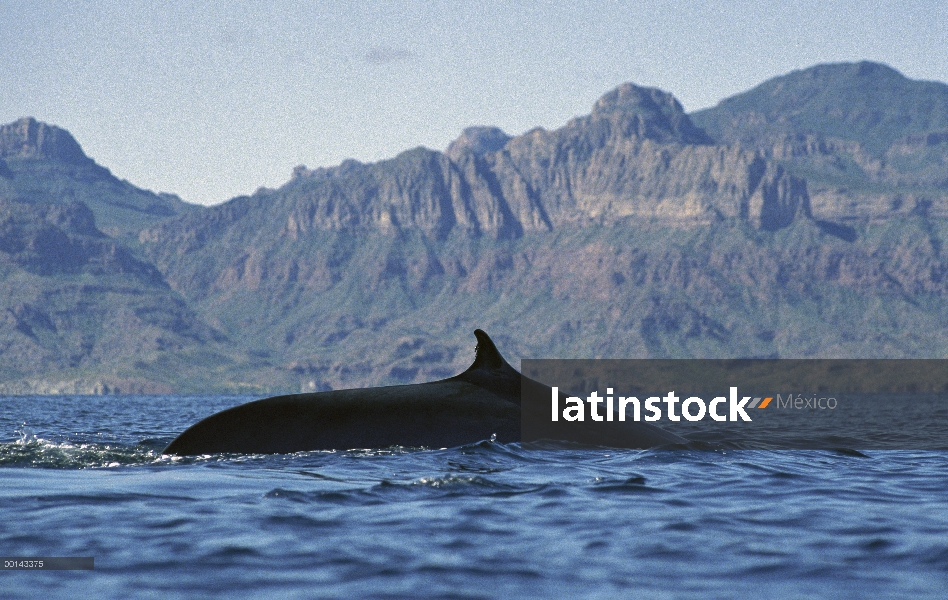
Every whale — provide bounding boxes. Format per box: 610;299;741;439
163;330;686;455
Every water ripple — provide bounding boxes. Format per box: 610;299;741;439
2;396;948;599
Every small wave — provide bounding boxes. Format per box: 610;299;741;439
263;472;545;507
264;486;377;506
381;473;547;499
589;474;663;494
409;474;504;489
0;435;166;469
829;448;871;458
456;439;545;464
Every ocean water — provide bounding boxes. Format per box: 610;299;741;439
1;395;946;599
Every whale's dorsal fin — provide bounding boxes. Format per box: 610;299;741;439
449;329;520;405
470;329;507;370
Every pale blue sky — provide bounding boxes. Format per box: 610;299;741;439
2;0;945;205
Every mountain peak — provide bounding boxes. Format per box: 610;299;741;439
690;61;948;153
0;117;91;165
446;126;512;160
589;83;712;144
793;60;905;82
592;83;684;116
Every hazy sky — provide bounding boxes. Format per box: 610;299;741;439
2;0;946;206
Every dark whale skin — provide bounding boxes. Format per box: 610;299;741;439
163;380;520;455
163;330;685;455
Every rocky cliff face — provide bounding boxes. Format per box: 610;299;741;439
0;198;159;279
138;83;818;327
691;62;948;153
691;61;948;225
147;83;810;252
0;117;92;165
0;117;198;237
130;75;948;393
0;119;219;392
4;65;948;394
0;196;226;390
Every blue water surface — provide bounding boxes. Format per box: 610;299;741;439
0;395;946;599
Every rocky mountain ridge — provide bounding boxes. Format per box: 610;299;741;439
0;117;92;165
692;61;948;223
3;61;948;393
0;117;197;237
153;82;808;247
0;119;228;393
691;62;948;153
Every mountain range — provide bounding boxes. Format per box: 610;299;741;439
3;61;948;394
